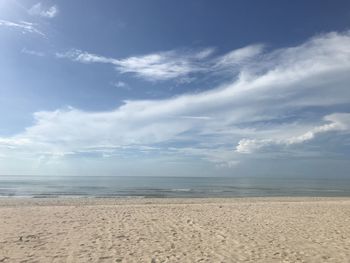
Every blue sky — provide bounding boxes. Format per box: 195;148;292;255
1;0;350;176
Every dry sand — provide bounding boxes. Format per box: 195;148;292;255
0;197;350;262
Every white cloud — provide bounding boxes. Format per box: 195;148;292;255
57;48;215;81
57;45;264;83
235;139;270;154
110;81;131;90
214;44;264;68
0;19;45;36
28;3;59;18
2;31;350;167
113;81;126;88
56;49;117;63
235;113;350;153
115;51;203;81
21;47;45;57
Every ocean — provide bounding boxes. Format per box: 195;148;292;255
1;175;350;198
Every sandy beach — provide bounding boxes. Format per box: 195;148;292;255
0;198;350;262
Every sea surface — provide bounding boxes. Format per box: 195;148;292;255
0;176;350;198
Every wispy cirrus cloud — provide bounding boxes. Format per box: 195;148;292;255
21;47;45;57
56;45;263;82
213;44;264;69
112;81;127;88
56;48;216;81
114;49;213;81
2;31;350;168
28;2;59;18
110;81;132;91
0;19;45;36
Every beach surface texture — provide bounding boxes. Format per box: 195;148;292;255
0;198;350;262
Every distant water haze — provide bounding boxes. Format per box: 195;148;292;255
1;176;350;198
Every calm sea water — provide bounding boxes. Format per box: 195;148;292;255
0;176;350;198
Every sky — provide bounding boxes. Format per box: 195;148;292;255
1;0;350;177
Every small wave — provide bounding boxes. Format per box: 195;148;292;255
170;188;192;192
302;188;344;192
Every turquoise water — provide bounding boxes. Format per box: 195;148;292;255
0;176;350;198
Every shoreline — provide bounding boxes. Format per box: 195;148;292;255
1;195;350;205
